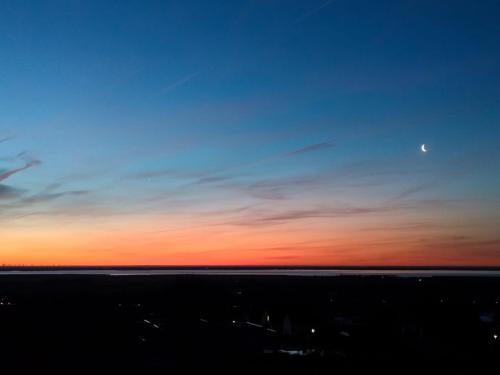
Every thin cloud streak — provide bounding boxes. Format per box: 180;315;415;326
0;135;15;144
0;184;24;200
390;148;500;201
0;189;90;213
222;205;400;227
285;141;335;156
295;0;335;23
255;206;394;222
18;190;89;205
124;140;335;185
0;158;41;182
161;72;200;95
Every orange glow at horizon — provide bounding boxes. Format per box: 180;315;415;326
2;214;499;267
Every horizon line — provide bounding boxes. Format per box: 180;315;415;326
2;265;500;270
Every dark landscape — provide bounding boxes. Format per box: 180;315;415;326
0;270;499;374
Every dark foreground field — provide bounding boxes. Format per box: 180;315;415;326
0;272;499;374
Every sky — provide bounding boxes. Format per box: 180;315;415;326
1;0;500;266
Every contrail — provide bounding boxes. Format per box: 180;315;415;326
161;72;199;95
295;0;334;23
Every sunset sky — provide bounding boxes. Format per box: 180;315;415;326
1;0;500;266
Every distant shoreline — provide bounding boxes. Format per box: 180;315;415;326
1;267;500;277
1;265;500;271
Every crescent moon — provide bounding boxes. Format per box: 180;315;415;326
421;144;428;153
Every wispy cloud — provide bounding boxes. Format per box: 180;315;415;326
0;184;24;200
285;141;335;156
17;190;89;205
124;140;335;186
0;188;89;210
295;0;335;23
0;135;15;144
390;148;500;201
243;186;287;200
212;140;336;177
126;170;184;180
194;175;233;185
255;206;392;222
126;169;215;182
391;182;436;201
161;72;200;95
225;204;399;226
0;157;41;182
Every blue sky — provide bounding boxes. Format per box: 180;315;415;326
1;0;499;265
